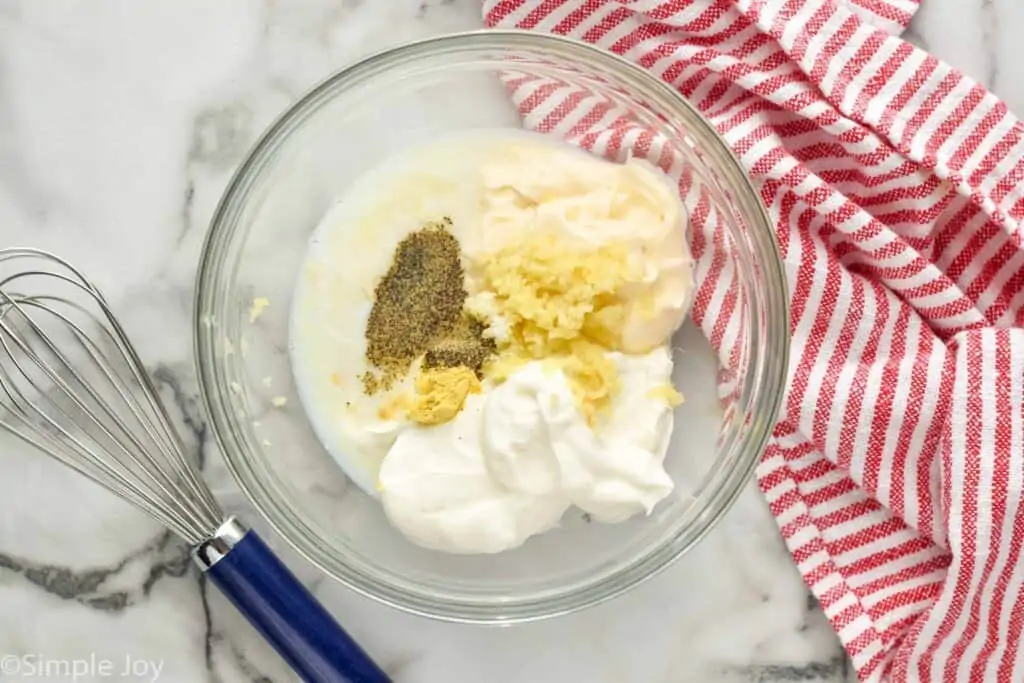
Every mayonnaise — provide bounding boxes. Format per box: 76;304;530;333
465;140;694;354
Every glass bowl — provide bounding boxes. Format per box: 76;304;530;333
195;30;788;623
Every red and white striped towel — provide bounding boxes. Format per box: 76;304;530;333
484;1;1024;681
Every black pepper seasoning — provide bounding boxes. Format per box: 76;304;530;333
362;218;495;393
423;315;496;377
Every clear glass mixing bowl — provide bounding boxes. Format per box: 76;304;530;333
195;30;788;623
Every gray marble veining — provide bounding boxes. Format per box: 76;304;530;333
0;1;1010;681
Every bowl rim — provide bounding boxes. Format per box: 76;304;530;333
194;28;789;623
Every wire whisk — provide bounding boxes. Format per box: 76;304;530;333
0;248;389;683
0;249;221;542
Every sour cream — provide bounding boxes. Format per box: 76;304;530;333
378;349;676;554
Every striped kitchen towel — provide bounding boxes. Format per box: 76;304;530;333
484;1;1024;681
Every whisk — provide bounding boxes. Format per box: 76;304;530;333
0;248;390;683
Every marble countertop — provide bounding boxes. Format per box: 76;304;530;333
0;2;1013;682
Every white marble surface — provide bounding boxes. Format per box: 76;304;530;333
0;1;1013;682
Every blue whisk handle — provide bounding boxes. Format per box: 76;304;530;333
200;525;391;683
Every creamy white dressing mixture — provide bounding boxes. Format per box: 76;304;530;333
290;131;694;554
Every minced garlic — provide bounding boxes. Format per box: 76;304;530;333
471;232;634;356
249;297;270;323
559;340;621;425
471;232;637;423
647;383;685;407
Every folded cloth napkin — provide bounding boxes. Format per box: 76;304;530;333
484;1;1024;680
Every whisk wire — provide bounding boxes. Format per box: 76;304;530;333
99;310;222;517
56;299;221;525
0;414;203;541
0;336;202;539
0;304;216;543
5;299;201;503
0;249;223;545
